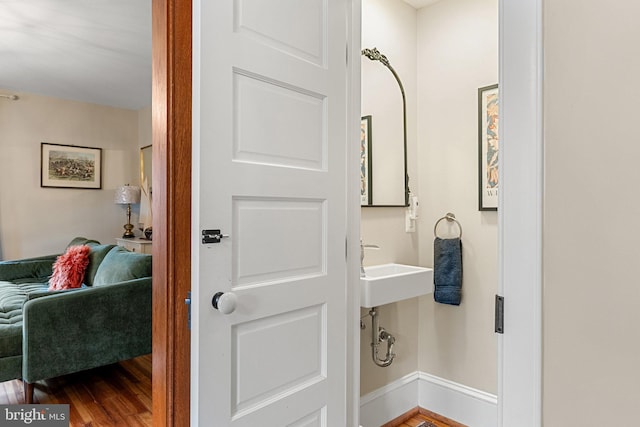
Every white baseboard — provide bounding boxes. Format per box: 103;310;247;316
418;372;497;427
359;372;419;427
359;371;497;427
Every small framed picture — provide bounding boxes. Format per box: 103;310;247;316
41;142;102;189
478;84;499;211
360;115;373;206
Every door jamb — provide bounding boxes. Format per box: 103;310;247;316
348;1;362;426
151;0;192;426
498;0;543;425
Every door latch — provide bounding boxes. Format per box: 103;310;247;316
185;291;191;330
495;294;504;334
202;229;229;244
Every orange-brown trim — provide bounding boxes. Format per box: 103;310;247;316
152;0;192;425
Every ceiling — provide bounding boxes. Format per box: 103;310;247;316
403;0;442;8
0;0;440;110
0;0;151;110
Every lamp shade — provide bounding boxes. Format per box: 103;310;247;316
114;185;141;204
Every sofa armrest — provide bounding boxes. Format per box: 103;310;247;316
22;277;152;383
0;256;58;281
25;285;87;302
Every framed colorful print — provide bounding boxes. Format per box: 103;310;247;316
478;84;499;211
360;115;373;206
41;142;102;189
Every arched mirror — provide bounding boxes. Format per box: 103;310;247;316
139;144;153;233
361;47;409;207
140;144;152;192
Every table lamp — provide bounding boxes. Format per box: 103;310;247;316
114;185;141;238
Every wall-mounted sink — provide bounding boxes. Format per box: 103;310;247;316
360;263;434;308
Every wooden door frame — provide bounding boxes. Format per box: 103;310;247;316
152;0;192;425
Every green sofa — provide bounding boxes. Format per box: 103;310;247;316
0;237;152;403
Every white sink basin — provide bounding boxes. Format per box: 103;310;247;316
360;263;434;308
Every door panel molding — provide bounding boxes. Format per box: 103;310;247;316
191;0;349;424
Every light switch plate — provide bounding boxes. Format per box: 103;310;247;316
405;210;416;233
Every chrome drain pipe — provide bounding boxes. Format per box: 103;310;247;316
369;307;396;367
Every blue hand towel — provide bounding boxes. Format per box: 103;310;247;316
433;237;462;305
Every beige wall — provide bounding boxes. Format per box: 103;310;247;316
138;105;152;149
543;1;640;424
360;0;498;397
415;0;498;395
0;91;143;259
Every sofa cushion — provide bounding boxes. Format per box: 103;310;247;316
66;237;100;248
92;246;152;286
0;280;49;358
84;244;116;286
49;245;91;290
0;260;54;283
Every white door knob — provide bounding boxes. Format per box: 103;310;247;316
212;292;237;315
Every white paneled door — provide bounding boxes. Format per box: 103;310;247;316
192;0;350;426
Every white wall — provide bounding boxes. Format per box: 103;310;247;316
0;91;143;259
416;0;498;395
543;1;640;424
360;0;420;395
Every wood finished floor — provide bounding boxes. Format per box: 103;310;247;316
0;356;462;427
0;354;152;427
384;407;468;427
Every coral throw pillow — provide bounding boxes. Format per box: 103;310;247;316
49;245;91;290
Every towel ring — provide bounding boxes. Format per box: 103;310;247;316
434;212;462;239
